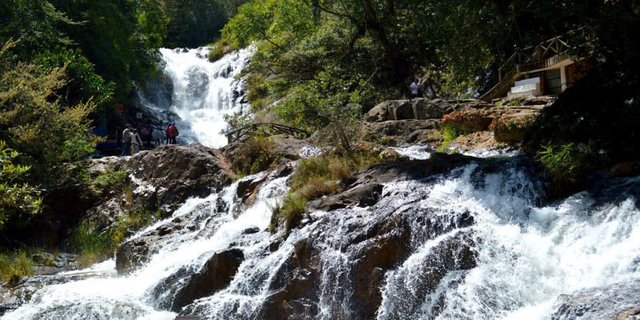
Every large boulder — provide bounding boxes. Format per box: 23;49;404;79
82;144;234;248
153;248;245;312
551;278;640;320
365;98;489;123
361;119;440;145
124;144;234;211
257;239;322;320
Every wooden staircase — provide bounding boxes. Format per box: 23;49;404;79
480;31;584;101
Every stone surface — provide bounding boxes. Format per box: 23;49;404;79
362;120;440;145
168;248;244;311
551;278;640;320
363;96;554;148
251;153;482;319
365;98;489;123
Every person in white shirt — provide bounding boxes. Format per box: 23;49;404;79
130;128;144;155
409;80;419;100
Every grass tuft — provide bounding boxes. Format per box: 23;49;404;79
0;249;33;284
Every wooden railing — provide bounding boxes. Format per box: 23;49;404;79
480;29;590;101
225;122;310;143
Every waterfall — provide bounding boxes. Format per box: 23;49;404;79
3;172;289;320
3;150;640;318
139;46;255;148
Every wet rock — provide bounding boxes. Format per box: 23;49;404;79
551;278;640;320
116;194;227;274
395;101;416;120
0;282;20;316
348;217;413;318
31;253;55;265
236;174;267;205
378;231;477;318
81;144;234;240
607;162;640;178
28;252;81;276
124;144;234;210
258;239;321;320
242;226;261;235
308;183;384;211
168;248;244;311
116;238;150;274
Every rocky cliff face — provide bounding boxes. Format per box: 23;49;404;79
86;144;235;232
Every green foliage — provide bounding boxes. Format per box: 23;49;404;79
0;249;34;284
0;41;98;188
536;143;593;194
70;208;160;267
231;136;278;176
436;126;460;153
272;150;380;233
277;193;306;232
1;0;168;105
90;170;128;198
111;208;161;246
208;39;233;62
69;222;113;267
162;0;246;47
0;141;42;230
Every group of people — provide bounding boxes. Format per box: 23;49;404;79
120;124;145;156
120;121;180;156
409;77;437;100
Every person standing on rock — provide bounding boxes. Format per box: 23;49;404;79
121;124;132;156
409;80;419;100
130;128;144;155
165;122;179;144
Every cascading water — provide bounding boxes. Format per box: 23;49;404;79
3;172;290;320
3;149;640;318
139;46;254;148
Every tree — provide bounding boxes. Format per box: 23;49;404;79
162;0;247;47
0;40;97;189
0;142;41;230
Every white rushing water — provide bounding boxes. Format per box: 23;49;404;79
140;46;254;148
3;154;640;319
376;166;640;319
3;173;289;320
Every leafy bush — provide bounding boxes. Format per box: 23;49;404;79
69;222;113;267
111;208;161;245
277;193;307;232
208;39;233;62
0;249;34;284
69;206;161;267
0;41;98;189
0;141;41;229
90;170;128;198
536;143;594;195
436;125;460;153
